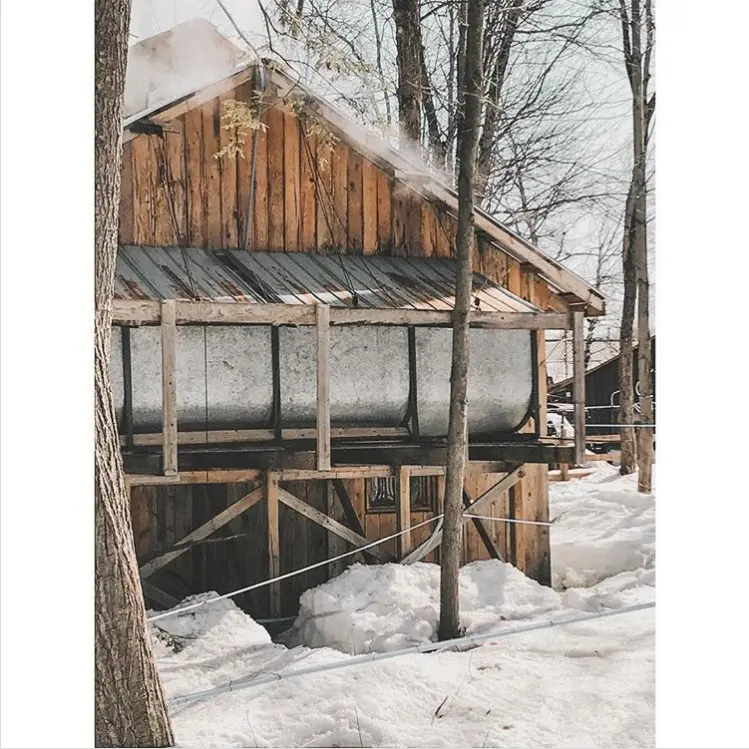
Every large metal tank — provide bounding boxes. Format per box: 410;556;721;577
110;324;534;437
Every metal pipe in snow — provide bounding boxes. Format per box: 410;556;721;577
169;602;655;708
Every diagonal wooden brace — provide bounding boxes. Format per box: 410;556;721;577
402;466;525;564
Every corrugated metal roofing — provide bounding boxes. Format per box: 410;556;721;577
116;247;538;313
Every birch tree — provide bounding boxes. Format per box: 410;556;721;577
438;0;484;642
95;0;174;744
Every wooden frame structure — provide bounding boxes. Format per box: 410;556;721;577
122;299;587;617
115;300;586;480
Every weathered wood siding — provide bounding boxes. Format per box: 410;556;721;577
122;78;561;607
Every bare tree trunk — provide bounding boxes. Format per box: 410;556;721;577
635;0;654;492
392;0;423;145
619;181;637;475
438;0;484;643
95;0;174;745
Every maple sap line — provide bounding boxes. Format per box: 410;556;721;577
168;602;656;708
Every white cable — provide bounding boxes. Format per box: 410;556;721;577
148;514;444;623
169;602;655;708
463;514;553;527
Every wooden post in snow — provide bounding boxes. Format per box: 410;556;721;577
316;303;331;471
266;472;281;618
572;308;586;467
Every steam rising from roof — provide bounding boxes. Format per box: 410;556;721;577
124;19;249;118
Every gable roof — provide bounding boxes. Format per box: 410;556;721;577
122;22;606;315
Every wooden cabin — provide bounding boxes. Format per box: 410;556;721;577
116;22;605;620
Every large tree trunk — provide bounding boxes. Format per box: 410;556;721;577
438;0;484;643
392;0;423;145
95;0;174;745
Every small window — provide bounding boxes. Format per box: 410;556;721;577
366;476;437;513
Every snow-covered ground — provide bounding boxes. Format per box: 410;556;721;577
152;462;655;748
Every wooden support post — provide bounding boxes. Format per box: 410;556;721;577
266;472;281;617
397;466;412;558
572;308;586;467
316;303;331;471
161;299;178;475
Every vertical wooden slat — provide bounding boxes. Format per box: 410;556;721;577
331;142;348;248
405;191;422;257
184;108;205;247
362;158;378;254
161;300;178;475
164;130;187;246
316;304;331;471
202;100;223;248
118;140;134;243
250;113;269;250
421;202;435;258
300;130;318;251
266;106;285;250
149;136;172;246
347;149;363;253
376;170;392;253
218;93;238;248
266;472;281;617
572;308;586;466
131;135;152;245
392;188;405;255
507;258;522;296
314;139;333;251
397;466;412;557
284;112;301;251
234;80;254;249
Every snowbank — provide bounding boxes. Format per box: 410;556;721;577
152;465;654;748
292;560;562;653
550;463;655;591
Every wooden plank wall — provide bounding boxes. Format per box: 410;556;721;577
131;474;519;620
122;79;563;602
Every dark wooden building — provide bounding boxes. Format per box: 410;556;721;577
549;337;655;437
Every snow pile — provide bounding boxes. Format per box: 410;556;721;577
293;560;562;653
550;462;655;593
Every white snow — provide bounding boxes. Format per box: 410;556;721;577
153;462;654;748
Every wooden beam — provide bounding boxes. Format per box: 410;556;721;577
331;479;367;538
277;486;393;563
462;488;503;561
397;466;412;558
572;309;586;467
120;426;409;447
549;467;594;482
402;466;525;563
139;484;262;578
125;469;263;486
316;304;331;471
161;300;178;475
112;300;572;330
266;472;281;618
141;582;179;610
279;466;394;481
